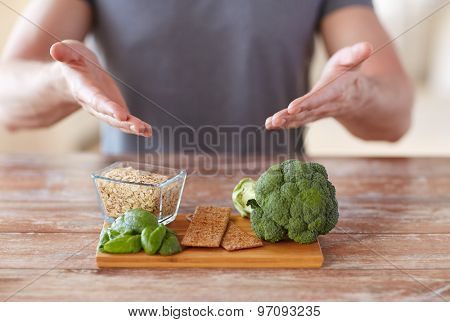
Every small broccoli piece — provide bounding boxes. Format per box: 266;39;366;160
250;206;287;243
240;160;339;244
232;178;256;217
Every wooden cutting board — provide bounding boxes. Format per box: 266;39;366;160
96;214;324;268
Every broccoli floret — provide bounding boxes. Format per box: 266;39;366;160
242;160;339;244
250;206;287;243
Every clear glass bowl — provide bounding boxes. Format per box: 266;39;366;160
91;161;187;225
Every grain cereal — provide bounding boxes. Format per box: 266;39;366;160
95;166;180;218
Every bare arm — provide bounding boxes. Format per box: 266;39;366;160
0;0;88;130
0;59;75;129
266;6;414;142
0;0;150;136
321;6;413;141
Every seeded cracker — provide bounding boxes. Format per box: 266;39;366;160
221;221;263;251
181;206;231;247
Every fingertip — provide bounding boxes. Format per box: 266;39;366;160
49;42;63;61
145;123;152;136
143;126;152;137
265;117;272;130
287;103;294;113
352;42;373;59
287;104;300;114
49;41;80;63
136;124;151;138
361;41;374;53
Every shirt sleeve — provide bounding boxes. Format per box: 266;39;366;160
320;0;373;18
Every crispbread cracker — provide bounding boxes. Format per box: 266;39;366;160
221;221;263;251
181;206;231;247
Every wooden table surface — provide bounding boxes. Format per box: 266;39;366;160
0;154;449;302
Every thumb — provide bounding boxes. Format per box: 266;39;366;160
310;42;373;92
329;42;373;71
50;40;98;65
50;41;83;64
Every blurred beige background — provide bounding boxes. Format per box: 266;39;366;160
0;0;449;156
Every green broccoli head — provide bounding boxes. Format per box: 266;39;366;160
251;160;339;244
250;205;287;243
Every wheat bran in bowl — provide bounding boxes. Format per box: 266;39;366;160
92;162;186;224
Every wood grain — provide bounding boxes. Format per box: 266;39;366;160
0;233;97;269
1;154;449;301
96;215;324;268
2;269;448;302
3;178;450;234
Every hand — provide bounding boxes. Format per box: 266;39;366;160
265;42;373;130
50;40;151;137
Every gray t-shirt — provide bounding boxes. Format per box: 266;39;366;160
87;0;372;155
